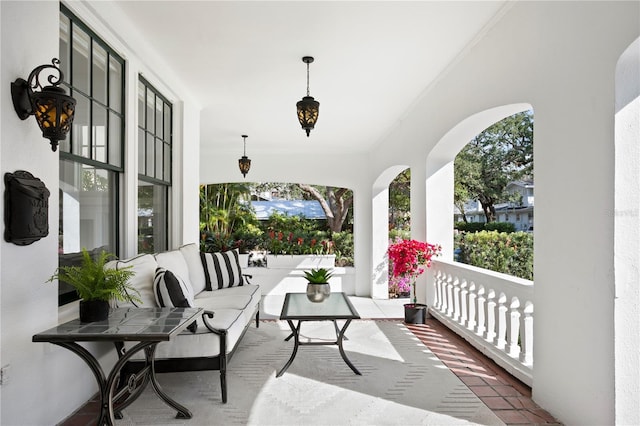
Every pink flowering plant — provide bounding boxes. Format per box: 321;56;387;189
388;238;441;304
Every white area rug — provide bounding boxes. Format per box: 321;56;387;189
118;320;504;425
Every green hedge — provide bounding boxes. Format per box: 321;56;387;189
455;221;516;233
456;230;533;280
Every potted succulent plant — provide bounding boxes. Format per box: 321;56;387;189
388;238;441;324
303;267;334;303
48;248;140;322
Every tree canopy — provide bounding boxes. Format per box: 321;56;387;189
454;110;533;222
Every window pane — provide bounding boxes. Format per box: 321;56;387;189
138;180;167;253
72;93;91;157
92;42;108;104
109;112;122;167
138;81;145;127
146;133;155;176
156;96;163;136
71;25;90;94
138;128;146;174
146;91;155;132
155;139;164;180
109;56;123;113
164;103;171;141
59;14;70;78
92;104;108;162
164;143;171;181
59;159;116;304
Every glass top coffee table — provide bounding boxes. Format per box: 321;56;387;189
276;292;361;377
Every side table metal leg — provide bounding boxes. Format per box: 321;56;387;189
337;319;361;375
52;342;110;425
277;320;301;377
144;345;193;419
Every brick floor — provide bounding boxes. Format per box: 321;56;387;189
405;318;563;425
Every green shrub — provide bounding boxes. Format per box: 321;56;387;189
457;230;533;280
455;221;516;233
485;222;516;233
455;222;486;233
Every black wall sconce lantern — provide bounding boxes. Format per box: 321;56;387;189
238;134;251;178
296;56;320;137
11;58;76;152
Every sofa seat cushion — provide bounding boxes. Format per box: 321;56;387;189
196;284;261;325
105;254;157;308
131;308;248;360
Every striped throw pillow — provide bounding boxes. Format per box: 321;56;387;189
153;267;197;332
200;249;244;291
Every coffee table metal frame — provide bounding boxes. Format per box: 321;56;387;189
33;307;203;425
276;292;361;377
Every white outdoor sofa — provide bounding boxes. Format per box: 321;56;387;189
105;243;261;403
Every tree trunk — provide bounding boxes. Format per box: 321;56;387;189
298;184;352;233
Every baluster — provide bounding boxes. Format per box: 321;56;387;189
438;271;448;313
433;269;443;311
476;286;486;337
495;293;507;349
506;297;521;358
446;273;454;317
484;289;496;342
459;279;468;327
519;302;534;365
452;276;461;321
466;282;477;331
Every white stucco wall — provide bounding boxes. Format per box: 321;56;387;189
368;2;639;424
0;1;201;424
614;36;640;426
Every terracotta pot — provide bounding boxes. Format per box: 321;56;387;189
79;299;110;322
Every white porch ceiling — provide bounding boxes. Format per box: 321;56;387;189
112;1;507;156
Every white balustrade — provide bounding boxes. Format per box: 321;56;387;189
429;259;534;386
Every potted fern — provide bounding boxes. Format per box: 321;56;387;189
49;248;140;322
303;267;333;303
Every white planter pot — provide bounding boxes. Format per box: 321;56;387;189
267;254;336;269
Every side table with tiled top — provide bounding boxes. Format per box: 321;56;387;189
33;307;202;426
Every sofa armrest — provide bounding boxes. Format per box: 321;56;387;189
201;310;227;337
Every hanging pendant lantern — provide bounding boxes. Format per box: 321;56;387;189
296;56;319;137
238;134;251;178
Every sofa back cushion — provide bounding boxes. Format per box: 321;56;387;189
201;249;244;290
104;254;157;307
179;243;207;294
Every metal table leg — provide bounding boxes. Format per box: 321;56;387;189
336;319;361;375
277;319;361;377
54;340;192;425
276;320;301;377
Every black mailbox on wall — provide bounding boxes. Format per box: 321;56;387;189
4;170;50;245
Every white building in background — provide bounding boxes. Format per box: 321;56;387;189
455;181;534;231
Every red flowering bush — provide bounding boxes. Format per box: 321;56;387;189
388;238;441;303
